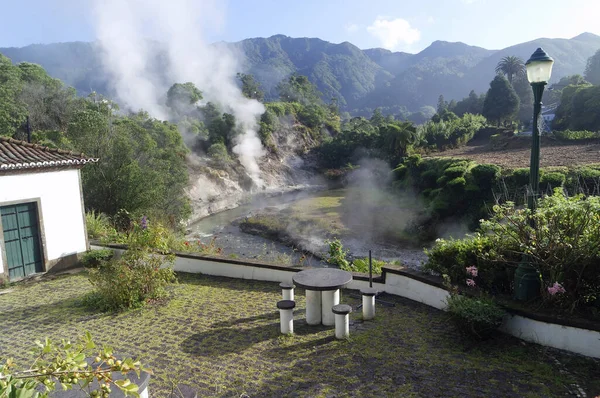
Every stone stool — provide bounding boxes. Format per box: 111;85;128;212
332;304;352;339
280;282;295;301
277;300;296;334
361;287;378;320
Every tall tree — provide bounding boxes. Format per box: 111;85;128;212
482;75;520;126
495;56;526;85
436;95;448;114
584;49;600;85
277;74;323;105
512;75;534;125
237;73;264;101
0;55;26;136
166;82;203;117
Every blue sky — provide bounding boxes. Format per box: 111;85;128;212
1;0;599;52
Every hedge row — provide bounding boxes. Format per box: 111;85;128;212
392;155;600;240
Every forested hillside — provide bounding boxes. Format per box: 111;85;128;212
2;33;599;115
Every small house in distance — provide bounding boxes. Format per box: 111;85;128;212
0;137;98;281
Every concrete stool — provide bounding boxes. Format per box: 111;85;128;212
361;287;378;320
277;300;295;334
332;304;352;339
280;282;295;301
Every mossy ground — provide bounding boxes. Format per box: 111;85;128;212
1;271;599;397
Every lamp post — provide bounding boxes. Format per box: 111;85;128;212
514;48;555;301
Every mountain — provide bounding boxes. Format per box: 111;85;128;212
2;33;599;114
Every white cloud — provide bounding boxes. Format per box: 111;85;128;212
427;16;435;24
461;0;479;4
367;17;421;50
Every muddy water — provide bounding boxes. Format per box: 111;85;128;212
187;189;428;269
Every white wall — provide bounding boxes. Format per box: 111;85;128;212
0;169;87;274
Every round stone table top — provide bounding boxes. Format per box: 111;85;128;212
292;268;353;291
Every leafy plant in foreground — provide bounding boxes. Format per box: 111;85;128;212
0;332;147;397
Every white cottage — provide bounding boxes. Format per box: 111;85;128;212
0;137;98;280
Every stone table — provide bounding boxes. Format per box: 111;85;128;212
293;268;353;326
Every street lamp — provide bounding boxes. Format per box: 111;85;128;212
514;48;554;301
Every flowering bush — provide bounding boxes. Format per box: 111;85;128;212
445;266;506;339
427;191;600;315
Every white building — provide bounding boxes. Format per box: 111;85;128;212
0;137;97;281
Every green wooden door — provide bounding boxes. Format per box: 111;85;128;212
1;203;43;280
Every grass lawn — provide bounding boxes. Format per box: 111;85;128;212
1;271;599;397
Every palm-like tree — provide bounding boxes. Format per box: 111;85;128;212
495;56;526;85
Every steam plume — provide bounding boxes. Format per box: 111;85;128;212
92;0;266;184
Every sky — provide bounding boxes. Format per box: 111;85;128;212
1;0;600;52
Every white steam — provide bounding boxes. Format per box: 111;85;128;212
92;0;266;184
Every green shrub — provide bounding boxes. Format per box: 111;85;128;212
86;211;117;241
207;142;230;163
392;164;407;179
325;238;350;268
446;295;506;339
87;248;176;311
479;193;600;313
540;172;566;191
511;168;531;187
444;165;467;179
573;167;600;190
81;249;114;268
350;258;385;274
553;130;600;140
420;170;439;189
447;177;467;189
424;235;493;284
470;164;501;188
436;175;448;186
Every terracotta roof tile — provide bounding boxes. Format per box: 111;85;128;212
0;137;98;172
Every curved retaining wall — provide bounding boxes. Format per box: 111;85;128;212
91;243;600;359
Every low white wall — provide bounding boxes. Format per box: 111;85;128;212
501;314;600;358
92;244;600;359
0;169;87;274
384;272;450;310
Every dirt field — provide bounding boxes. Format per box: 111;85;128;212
430;137;600;168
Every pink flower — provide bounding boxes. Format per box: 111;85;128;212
548;282;565;295
466;279;476;287
466;266;478;277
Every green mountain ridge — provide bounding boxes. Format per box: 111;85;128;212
1;33;599;115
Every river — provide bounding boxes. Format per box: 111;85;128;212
187;188;428;269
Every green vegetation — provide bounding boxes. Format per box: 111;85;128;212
482;74;520;126
87;248;176;311
553;130;600;140
446;294;506;340
554;84;600;132
4;271;598;396
426;191;600;317
0;332;146;397
585;48;600;85
81;249;114;268
393;155;600;240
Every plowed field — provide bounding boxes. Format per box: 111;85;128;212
430;137;600;168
